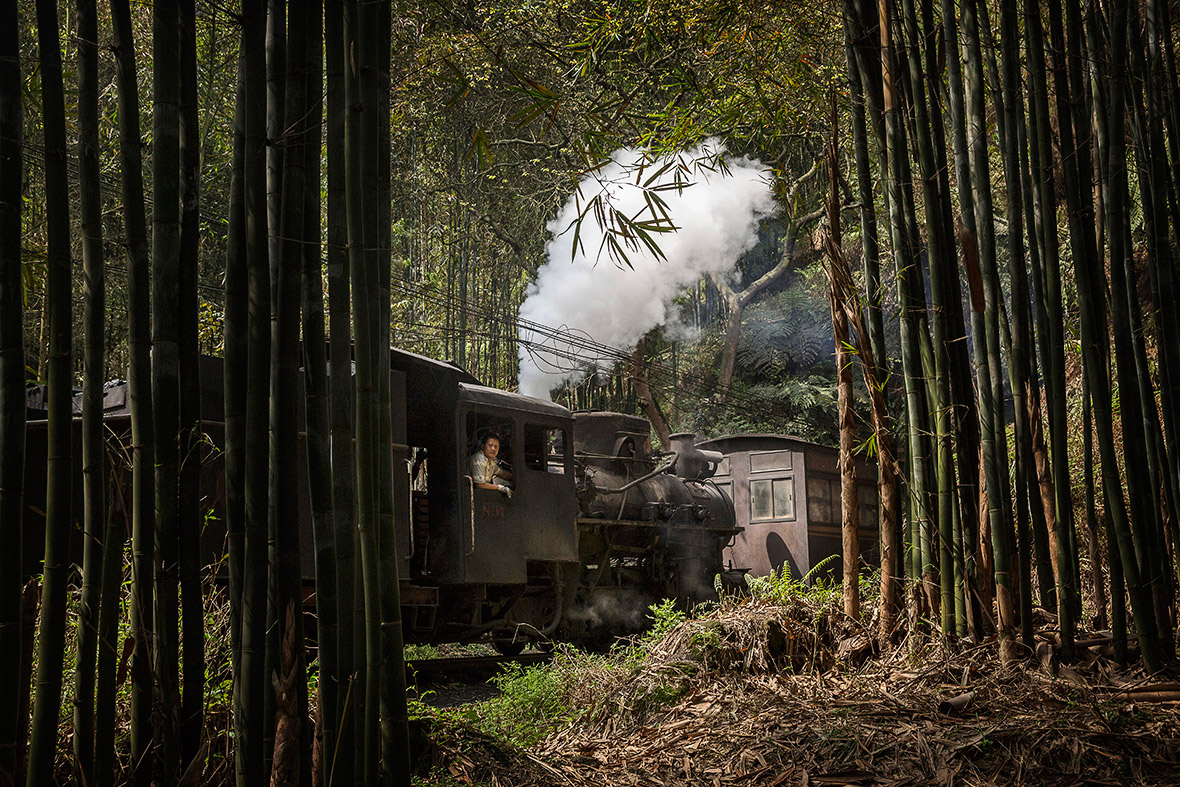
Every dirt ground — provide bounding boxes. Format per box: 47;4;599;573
418;599;1180;786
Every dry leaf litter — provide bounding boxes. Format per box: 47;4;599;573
419;595;1180;786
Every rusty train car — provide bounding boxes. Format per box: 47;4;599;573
22;349;739;654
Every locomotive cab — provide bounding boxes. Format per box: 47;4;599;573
456;383;579;585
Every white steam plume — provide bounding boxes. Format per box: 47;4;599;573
517;140;777;400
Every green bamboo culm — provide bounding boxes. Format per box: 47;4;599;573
223;39;250;787
374;0;412;780
262;0;287;769
325;0;357;780
300;0;342;781
26;0;75;783
273;0;313;779
152;0;184;779
72;0;106;782
961;0;1016;658
242;0;272;780
899;0;958;634
1083;0;1166;668
840;4;898;640
996;0;1038;652
0;0;23;782
343;0;382;777
177;0;205;772
108;1;156;782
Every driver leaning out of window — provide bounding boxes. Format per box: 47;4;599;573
470;434;514;498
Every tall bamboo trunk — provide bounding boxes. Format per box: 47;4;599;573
26;1;75;782
1133;1;1180;598
242;0;272;780
264;0;288;768
152;2;184;778
108;2;156;782
841;5;896;639
222;12;250;787
962;0;1016;657
344;1;381;780
880;0;935;618
997;0;1042;653
1052;0;1161;670
73;0;105;780
0;2;23;782
901;0;962;635
300;2;338;784
825;95;859;621
273;0;313;781
178;0;205;771
1092;2;1171;657
325;1;356;781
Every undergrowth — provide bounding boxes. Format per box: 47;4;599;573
434;571;878;753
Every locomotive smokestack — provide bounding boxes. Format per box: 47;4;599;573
669;433;723;481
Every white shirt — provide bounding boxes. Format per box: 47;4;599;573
469;451;502;485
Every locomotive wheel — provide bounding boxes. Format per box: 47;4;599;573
492;634;526;657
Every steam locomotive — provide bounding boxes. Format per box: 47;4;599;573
392;348;739;653
21;348;739;653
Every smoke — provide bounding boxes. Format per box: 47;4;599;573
517;140;777;399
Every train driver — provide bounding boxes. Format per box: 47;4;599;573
469;433;514;498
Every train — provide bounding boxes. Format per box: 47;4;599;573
22;348;741;654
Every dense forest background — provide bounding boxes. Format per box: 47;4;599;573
4;0;1180;785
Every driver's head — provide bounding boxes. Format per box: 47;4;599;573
481;435;501;460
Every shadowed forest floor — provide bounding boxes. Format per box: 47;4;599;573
414;598;1180;786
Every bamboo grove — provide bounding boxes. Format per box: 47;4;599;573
5;0;1180;785
1;0;415;784
826;0;1180;674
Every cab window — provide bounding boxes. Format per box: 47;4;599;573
465;412;514;469
524;424;567;474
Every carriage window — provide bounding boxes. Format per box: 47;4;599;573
715;456;730;476
750;477;795;522
714;481;732;503
524;424;566;473
807;478;833;523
